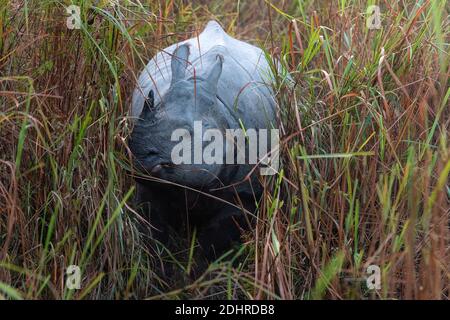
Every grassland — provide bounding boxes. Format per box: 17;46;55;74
0;0;449;299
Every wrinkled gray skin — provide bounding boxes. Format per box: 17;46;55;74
129;21;277;262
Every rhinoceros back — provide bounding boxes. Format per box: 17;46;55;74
131;21;277;129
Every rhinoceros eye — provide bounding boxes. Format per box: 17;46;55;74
146;148;159;157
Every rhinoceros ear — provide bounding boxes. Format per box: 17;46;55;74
140;89;154;118
171;44;190;86
205;54;223;94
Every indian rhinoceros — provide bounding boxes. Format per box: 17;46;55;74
129;20;279;261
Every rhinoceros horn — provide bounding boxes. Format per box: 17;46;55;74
171;44;190;86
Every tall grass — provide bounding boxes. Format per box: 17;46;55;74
0;0;448;299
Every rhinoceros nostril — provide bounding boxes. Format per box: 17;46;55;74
151;164;162;175
150;162;174;176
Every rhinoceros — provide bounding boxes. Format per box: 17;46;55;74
129;20;278;260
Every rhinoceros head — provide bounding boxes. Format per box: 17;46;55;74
129;44;229;188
